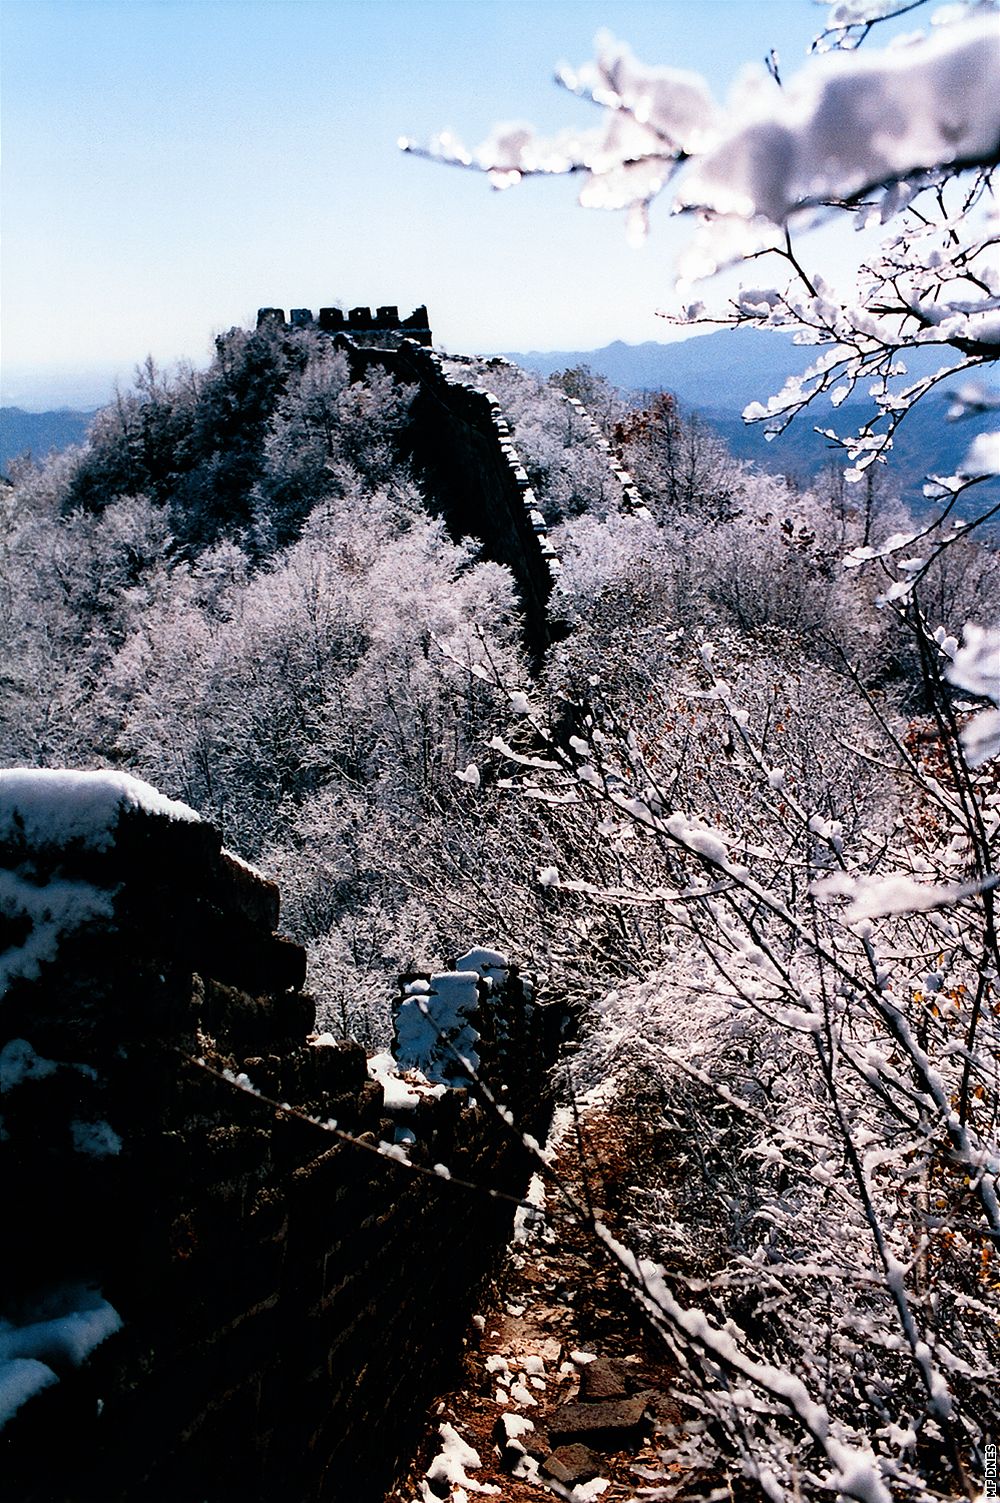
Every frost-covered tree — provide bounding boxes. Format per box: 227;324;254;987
407;7;1000;1499
612;391;742;520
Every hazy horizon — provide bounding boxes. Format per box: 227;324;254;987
2;320;719;413
2;0;923;410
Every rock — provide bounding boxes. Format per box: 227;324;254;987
578;1355;635;1400
542;1444;603;1485
522;1425;551;1461
548;1392;653;1449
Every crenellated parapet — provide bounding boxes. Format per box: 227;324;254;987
559;393;652;519
256;303;433;346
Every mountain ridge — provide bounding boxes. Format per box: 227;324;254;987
503;328;990;504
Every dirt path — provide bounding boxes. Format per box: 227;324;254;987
386;1115;684;1502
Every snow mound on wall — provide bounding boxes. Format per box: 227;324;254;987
454;947;509;985
366;1050;446;1110
395;971;484;1086
0;1288;122;1429
0;768;200;853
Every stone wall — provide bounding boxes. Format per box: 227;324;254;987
559;393;650;518
0;773;561;1502
256;304;433;346
259;305;571;661
333;337;561;665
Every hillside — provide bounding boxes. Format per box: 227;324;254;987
0;406;95;473
2;315;998;1502
11;327;991;511
506;327;992;507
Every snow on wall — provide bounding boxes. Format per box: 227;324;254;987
395;971;484;1085
0;1290;122;1427
0;768;200;853
1;778;564;1502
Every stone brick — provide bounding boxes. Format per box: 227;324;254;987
548;1393;653;1448
0;782;563;1502
542;1443;604;1484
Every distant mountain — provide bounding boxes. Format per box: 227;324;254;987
506;328;804;414
1;407;96;474
506;329;993;509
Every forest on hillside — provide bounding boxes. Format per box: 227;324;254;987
4;0;1000;1494
2;291;999;1496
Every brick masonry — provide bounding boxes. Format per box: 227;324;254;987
0;794;563;1502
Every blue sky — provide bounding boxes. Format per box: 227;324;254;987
4;0;857;406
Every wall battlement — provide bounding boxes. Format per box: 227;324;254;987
0;771;563;1502
257;303;433;346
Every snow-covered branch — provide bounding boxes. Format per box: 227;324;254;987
407;7;1000;474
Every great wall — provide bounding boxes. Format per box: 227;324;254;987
0;307;650;1501
0;771;567;1501
256;305;647;665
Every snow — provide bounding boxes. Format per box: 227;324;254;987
571;1482;609;1502
664;811;730;865
368;1050;431;1111
0;771;203;998
454;947;509;985
678;16;1000;254
0;869;116;996
422;1421;500;1497
0;768;200;853
0;1038;59;1092
497;1412;534;1441
0;1360;60;1428
394;971;482;1085
0;1288;122;1428
70;1119;122;1157
946;624;1000;702
945;625;1000;766
813;871;992;920
960;707;1000;767
827;1444;893;1503
958;431;1000;477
